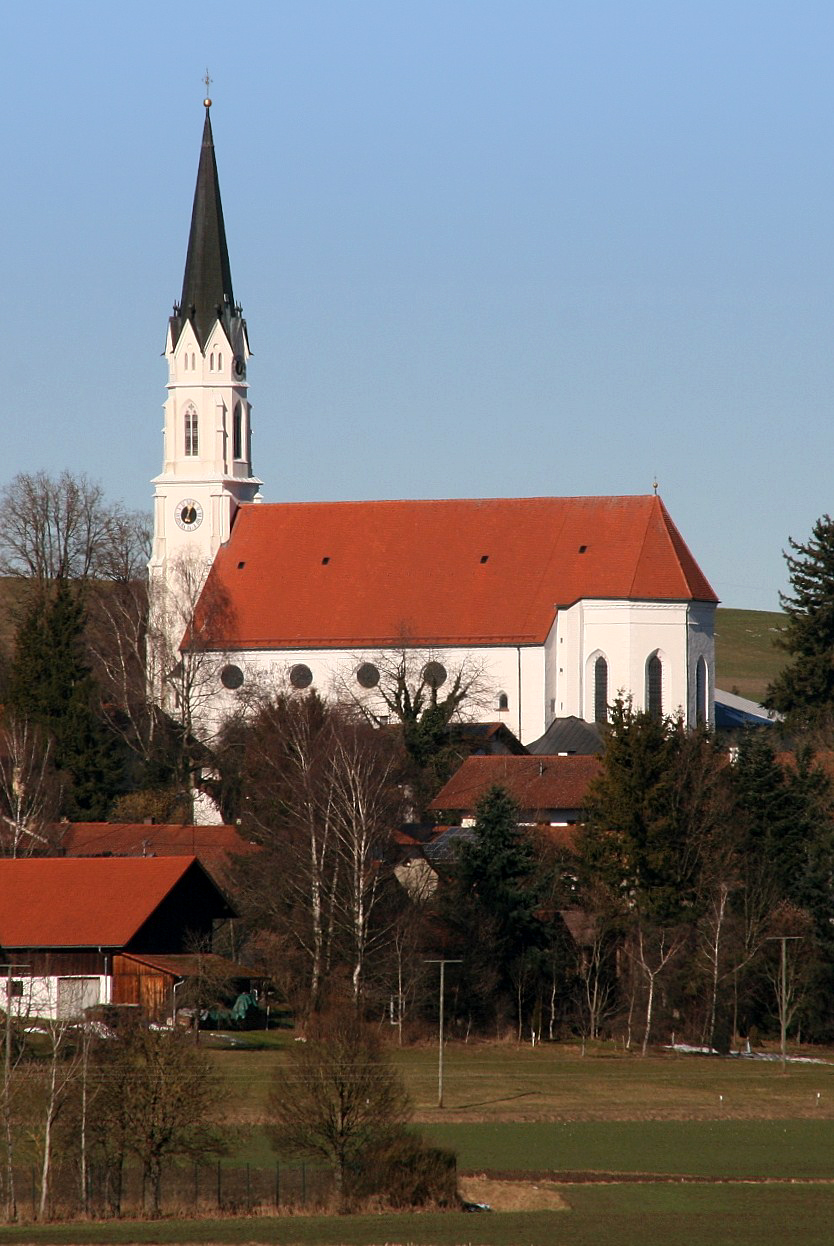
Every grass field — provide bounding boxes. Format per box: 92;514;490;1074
714;606;786;702
2;1187;834;1245
209;1035;834;1125
4;1044;834;1242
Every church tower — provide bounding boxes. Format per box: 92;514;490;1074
149;98;262;590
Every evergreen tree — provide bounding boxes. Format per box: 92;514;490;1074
7;581;125;819
455;785;545;961
579;698;702;924
767;514;834;725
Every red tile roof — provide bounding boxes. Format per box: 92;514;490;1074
61;823;255;864
197;494;716;650
429;755;601;814
0;857;202;949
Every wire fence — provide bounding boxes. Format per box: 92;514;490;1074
3;1160;332;1221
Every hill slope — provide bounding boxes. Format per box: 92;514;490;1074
714;607;787;704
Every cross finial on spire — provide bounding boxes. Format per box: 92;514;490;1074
203;69;213;109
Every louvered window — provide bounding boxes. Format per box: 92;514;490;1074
184;406;199;456
233;403;242;459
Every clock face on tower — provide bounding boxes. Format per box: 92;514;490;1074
175;499;204;530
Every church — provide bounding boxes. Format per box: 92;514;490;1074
148;102;718;747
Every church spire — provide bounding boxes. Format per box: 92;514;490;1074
172;99;236;350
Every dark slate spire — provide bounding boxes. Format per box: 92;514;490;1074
172;101;236;350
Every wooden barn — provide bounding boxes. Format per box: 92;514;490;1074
0;856;242;1021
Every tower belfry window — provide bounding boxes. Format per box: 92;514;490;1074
184;405;199;456
233;402;242;460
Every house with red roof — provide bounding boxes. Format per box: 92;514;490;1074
148;104;717;750
429;755;601;827
0;857;236;1020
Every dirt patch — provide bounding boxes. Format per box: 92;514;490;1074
459;1174;569;1211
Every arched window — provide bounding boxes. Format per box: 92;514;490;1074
696;656;708;726
646;653;663;719
191;352;196;369
184;405;198;456
233;402;243;460
217;351;223;369
594;656;609;724
209;352;215;371
183;353;189;371
496;691;509;712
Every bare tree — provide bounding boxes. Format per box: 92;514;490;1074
268;1010;412;1211
628;924;686;1057
326;724;402;1004
0;718;61;857
0;470;149;584
89;1023;224;1216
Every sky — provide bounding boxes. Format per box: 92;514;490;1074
3;1;834;611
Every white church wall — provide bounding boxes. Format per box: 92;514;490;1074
202;643;552;746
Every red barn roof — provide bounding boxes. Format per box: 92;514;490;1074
429;754;601;815
0;857;214;949
197;494;716;651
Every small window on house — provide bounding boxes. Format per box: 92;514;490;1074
356;662;380;689
218;352;223;369
210;352;215;370
184;405;199;456
191;352;196;369
422;661;447;690
289;663;313;689
183;353;189;371
233;402;243;459
646;653;663;720
8;981;23;998
496;691;509;712
594;655;609;724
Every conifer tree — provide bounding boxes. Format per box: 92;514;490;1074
767;514;834;725
7;582;124;819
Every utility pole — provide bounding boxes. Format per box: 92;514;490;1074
424;959;461;1109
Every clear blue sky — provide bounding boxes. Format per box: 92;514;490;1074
4;0;833;611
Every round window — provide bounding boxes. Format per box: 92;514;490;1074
220;664;244;690
422;661;448;690
289;663;313;689
356;662;380;689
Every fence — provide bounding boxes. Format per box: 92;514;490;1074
3;1160;332;1221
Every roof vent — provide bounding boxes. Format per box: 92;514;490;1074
237;561;246;570
322;556;330;565
578;545;587;553
480;555;489;564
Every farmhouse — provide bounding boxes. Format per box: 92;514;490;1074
0;856;236;1020
149;102;718;747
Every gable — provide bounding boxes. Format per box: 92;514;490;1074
197;493;717;651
